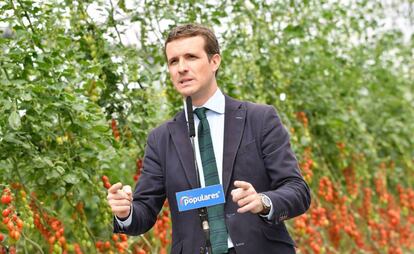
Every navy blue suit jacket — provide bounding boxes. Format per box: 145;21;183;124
114;95;311;254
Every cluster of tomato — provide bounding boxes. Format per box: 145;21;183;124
296;178;364;253
1;188;23;244
397;184;414;212
317;176;335;202
102;175;112;189
374;163;391;203
133;158;143;182
153;202;171;254
296;111;309;128
366;182;414;253
299;147;314;183
358;187;372;219
294;159;414;254
29;197;68;253
96;233;129;253
111;119;121;142
342;166;358;198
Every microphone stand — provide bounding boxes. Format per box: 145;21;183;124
186;96;213;254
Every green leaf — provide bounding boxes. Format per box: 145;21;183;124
1;100;12;110
46;169;60;180
92;124;109;132
118;0;127;12
55;165;65;174
63;173;80;184
8;110;21;130
54;187;66;197
21;93;32;101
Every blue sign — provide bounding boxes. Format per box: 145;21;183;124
175;184;225;212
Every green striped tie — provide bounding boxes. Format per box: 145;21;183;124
194;107;228;254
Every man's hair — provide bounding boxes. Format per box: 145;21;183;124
164;24;220;60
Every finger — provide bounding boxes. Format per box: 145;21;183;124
122;185;133;201
122;185;132;195
236;194;257;208
237;199;261;214
108;182;123;194
107;191;132;202
231;187;256;202
107;191;129;201
231;188;249;202
111;206;131;213
108;199;132;207
234;180;251;190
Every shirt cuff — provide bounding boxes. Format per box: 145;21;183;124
115;205;133;228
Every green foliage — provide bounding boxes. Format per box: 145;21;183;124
0;0;413;253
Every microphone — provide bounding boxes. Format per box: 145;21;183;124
185;96;212;254
186;96;195;137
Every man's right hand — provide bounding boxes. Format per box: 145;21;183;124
107;182;133;219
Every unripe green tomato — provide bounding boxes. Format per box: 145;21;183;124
27;217;34;225
104;217;112;226
67;244;74;252
53;244;62;254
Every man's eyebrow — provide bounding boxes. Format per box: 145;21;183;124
168;56;177;62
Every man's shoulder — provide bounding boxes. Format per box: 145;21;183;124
245;100;274;111
226;95;274;113
148;110;185;136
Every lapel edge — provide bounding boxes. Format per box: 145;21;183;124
222;96;246;196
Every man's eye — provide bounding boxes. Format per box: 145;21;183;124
169;60;177;65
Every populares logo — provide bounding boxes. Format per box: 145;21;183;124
180;196;190;206
180;191;221;206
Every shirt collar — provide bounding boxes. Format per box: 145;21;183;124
183;88;225;119
198;88;225;114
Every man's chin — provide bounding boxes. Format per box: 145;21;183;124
176;88;195;98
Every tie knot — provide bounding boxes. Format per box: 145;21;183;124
194;107;208;120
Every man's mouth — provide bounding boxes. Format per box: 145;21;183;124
179;78;193;85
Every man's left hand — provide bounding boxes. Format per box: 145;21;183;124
231;180;264;214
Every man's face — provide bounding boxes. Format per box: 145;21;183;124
166;36;220;106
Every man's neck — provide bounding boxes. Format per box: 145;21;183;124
192;86;218;107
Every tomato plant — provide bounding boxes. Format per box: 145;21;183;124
1;0;412;253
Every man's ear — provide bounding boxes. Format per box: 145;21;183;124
210;54;221;73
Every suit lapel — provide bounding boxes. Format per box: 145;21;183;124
167;111;199;189
167;96;246;193
222;96;246;196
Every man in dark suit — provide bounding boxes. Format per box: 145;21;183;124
107;24;311;254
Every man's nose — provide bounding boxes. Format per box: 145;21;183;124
178;59;188;73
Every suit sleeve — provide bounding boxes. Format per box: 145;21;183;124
259;106;311;224
113;130;166;235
